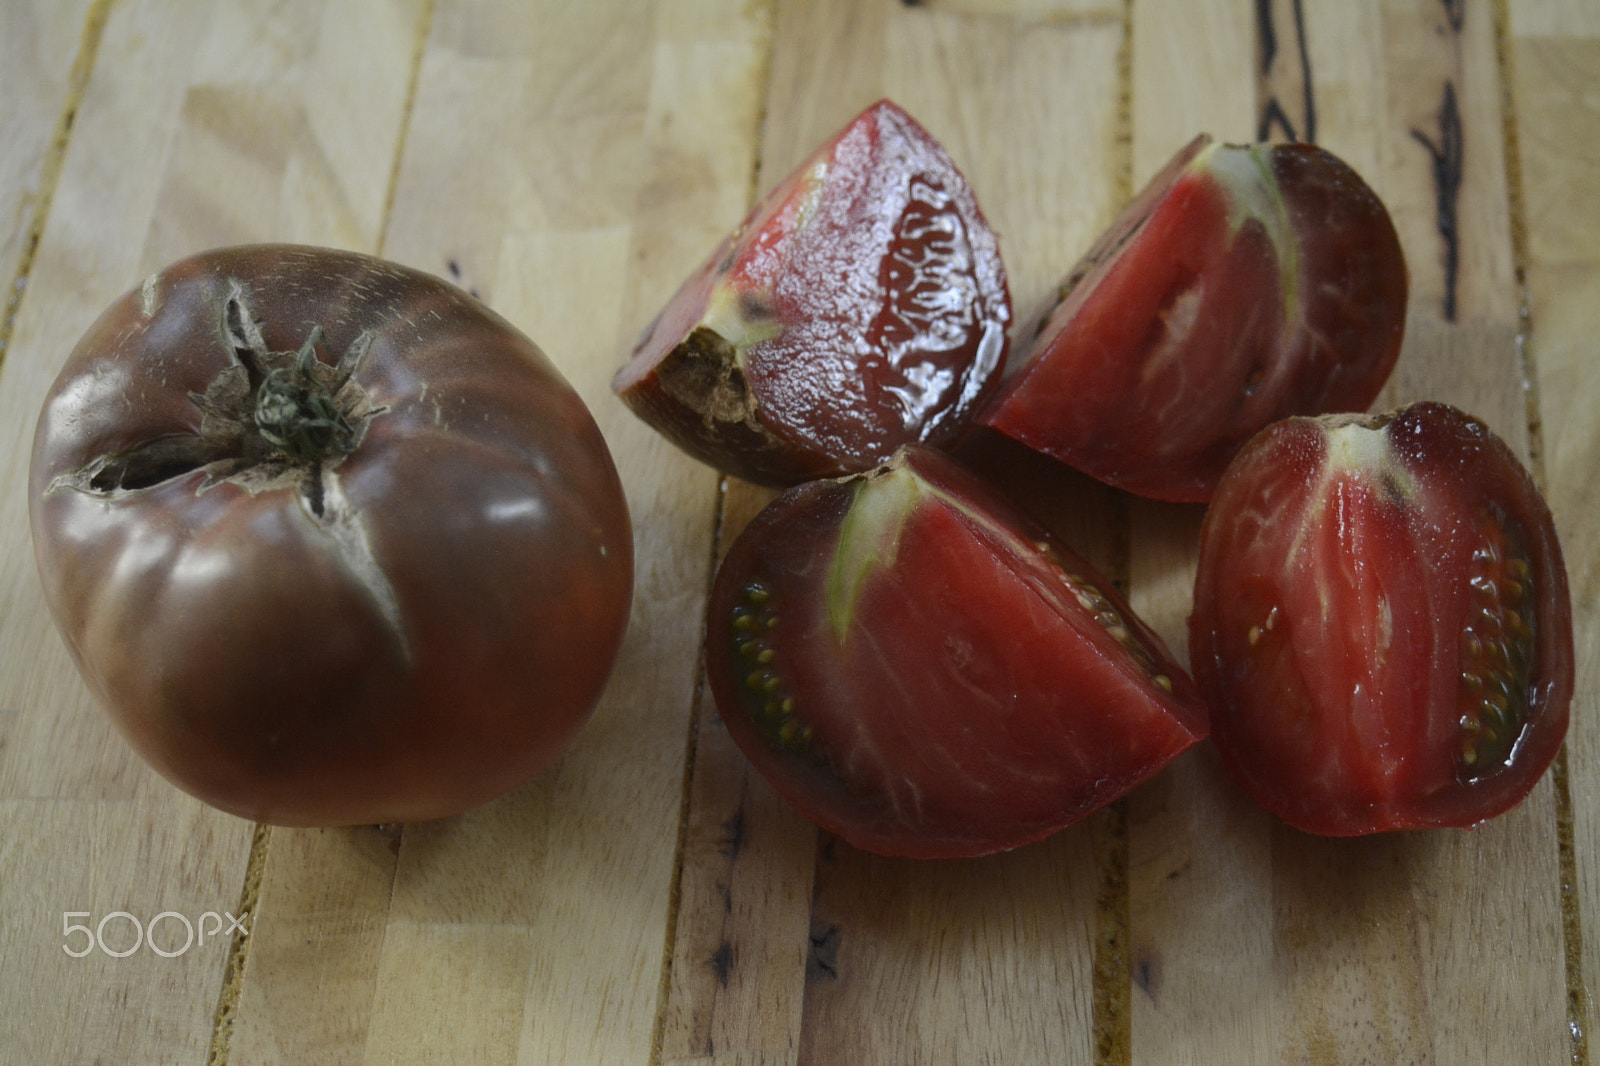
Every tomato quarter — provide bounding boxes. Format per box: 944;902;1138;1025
1188;402;1572;834
705;445;1208;858
614;99;1011;486
979;136;1407;502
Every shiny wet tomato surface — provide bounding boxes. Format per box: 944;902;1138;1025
615;99;1011;486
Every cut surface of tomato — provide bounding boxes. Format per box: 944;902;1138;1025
1189;403;1572;834
979;136;1407;502
706;446;1207;858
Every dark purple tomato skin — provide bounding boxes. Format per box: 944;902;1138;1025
1189;403;1572;835
705;445;1208;858
614;99;1011;486
30;245;634;826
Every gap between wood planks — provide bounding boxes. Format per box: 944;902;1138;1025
1489;1;1591;1062
1092;8;1139;1066
648;6;782;1064
0;0;112;374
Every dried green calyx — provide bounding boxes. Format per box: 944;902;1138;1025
252;326;363;464
53;283;384;512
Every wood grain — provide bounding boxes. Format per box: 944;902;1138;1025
670;5;1134;1065
1510;2;1600;1058
0;2;419;1062
0;1;1594;1063
1127;3;1569;1066
0;0;98;359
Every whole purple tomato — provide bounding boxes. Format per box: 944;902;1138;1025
30;245;634;826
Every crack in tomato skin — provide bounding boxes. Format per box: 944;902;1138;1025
45;287;411;655
53;285;387;508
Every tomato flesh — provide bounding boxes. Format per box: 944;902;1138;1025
706;446;1207;858
979;136;1407;502
614;99;1011;486
1188;403;1573;834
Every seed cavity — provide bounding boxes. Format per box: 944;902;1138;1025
1456;513;1537;780
729;580;825;765
1045;555;1162;681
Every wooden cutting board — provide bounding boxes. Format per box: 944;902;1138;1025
1;1;1596;1063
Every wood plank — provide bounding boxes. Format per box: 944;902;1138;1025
226;825;402;1065
1129;0;1257;180
1127;2;1568;1065
658;3;1130;1064
0;796;251;1062
1333;13;1562;1065
639;0;826;1057
1509;8;1600;1060
0;1;427;1061
660;690;815;1066
1509;0;1600;37
141;0;426;261
239;3;770;1063
1122;5;1268;1061
0;0;98;360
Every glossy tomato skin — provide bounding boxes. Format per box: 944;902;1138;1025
978;136;1407;502
30;245;634;826
614;99;1011;486
1189;403;1572;835
705;446;1208;858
